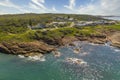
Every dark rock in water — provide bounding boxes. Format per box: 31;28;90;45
53;51;61;57
0;41;56;56
73;48;81;54
69;43;76;46
66;58;87;65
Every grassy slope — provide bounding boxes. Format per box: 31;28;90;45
0;23;120;43
0;13;119;43
0;13;106;27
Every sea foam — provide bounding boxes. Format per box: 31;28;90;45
27;56;46;61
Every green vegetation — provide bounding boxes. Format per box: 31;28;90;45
0;13;119;43
105;24;120;30
0;24;119;43
0;26;28;34
0;13;105;27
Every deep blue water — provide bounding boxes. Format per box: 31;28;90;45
0;42;120;80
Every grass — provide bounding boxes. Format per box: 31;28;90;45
105;24;120;30
0;24;119;43
0;30;35;42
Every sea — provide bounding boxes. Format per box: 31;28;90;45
103;16;120;21
0;41;120;80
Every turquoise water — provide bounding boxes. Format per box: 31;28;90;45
0;42;120;80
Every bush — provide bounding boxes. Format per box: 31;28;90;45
0;26;28;34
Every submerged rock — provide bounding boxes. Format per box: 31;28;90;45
69;43;76;46
66;58;87;65
53;51;61;57
73;48;81;54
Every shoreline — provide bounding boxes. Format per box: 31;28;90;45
0;31;120;57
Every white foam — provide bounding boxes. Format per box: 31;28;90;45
27;55;46;61
18;55;25;58
82;52;89;56
109;46;120;52
114;49;120;52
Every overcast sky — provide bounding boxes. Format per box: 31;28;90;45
0;0;120;15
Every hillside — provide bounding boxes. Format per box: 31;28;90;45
0;13;106;27
0;13;119;56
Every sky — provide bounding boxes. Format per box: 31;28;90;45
0;0;120;15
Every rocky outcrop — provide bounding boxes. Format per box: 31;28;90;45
0;31;119;56
108;31;120;48
0;41;55;56
61;36;78;45
77;34;107;44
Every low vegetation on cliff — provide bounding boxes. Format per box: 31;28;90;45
0;13;120;55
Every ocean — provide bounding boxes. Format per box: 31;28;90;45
0;41;120;80
103;16;120;21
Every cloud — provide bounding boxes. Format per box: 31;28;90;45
100;0;120;15
65;0;120;15
0;10;9;15
29;2;40;10
0;0;120;15
52;6;57;12
0;0;30;13
29;0;58;13
31;0;46;9
64;0;76;10
0;0;58;14
0;0;20;9
77;4;97;15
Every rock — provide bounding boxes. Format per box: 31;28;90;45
66;58;87;65
61;36;78;45
24;52;43;57
73;48;81;54
0;41;56;55
108;31;120;48
53;51;61;57
76;34;107;44
69;43;76;46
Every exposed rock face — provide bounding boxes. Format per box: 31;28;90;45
77;34;107;44
61;36;78;45
0;41;55;55
108;31;120;48
0;31;119;55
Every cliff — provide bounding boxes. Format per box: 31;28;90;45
0;41;55;56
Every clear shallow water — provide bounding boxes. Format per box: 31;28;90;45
0;42;120;80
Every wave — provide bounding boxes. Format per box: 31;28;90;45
114;49;120;52
18;54;46;61
27;55;46;61
18;55;25;58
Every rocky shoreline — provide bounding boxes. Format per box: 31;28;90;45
0;31;120;56
0;41;55;56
